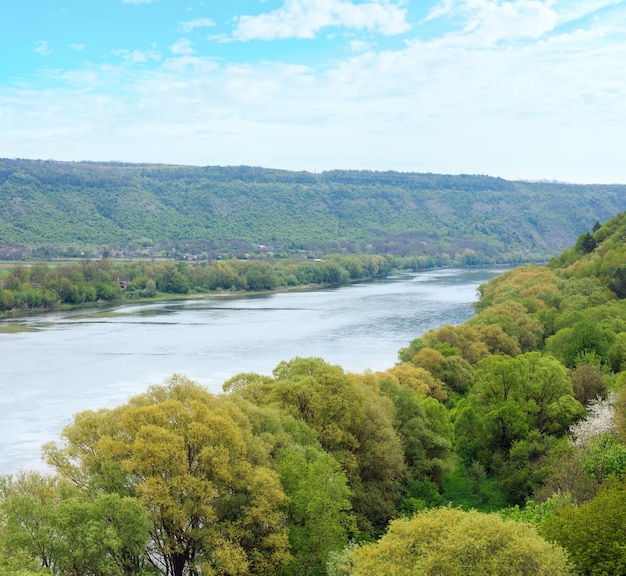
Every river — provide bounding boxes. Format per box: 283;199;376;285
0;266;506;473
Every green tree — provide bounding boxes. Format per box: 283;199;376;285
225;358;406;535
541;479;626;575
0;471;151;576
227;400;356;576
453;352;584;502
608;264;626;298
581;232;597;254
376;374;453;485
276;448;355;576
546;320;614;368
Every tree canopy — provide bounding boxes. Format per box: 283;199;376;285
336;507;572;576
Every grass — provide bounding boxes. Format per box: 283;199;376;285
0;324;39;334
440;461;508;512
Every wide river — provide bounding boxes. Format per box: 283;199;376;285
0;266;506;473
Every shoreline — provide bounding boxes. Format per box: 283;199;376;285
0;263;519;325
0;280;357;326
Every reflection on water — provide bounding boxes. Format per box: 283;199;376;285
0;267;506;473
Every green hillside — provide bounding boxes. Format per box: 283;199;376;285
1;158;625;260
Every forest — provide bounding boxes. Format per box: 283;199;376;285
2;199;626;574
1;158;626;263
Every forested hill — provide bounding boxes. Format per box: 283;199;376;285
1;158;625;261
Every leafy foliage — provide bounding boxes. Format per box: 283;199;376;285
224;358;407;536
0;471;152;576
541;479;626;575
341;507;573;575
1;159;625;262
0;254;396;314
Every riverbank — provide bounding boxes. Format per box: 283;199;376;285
0;256;520;324
0;279;353;326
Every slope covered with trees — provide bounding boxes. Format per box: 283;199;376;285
2;211;626;575
1;158;625;261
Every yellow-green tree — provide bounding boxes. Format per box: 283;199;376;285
43;376;290;576
336;507;572;576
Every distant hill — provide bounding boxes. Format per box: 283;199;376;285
1;158;625;261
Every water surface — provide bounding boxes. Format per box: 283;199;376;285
0;267;505;472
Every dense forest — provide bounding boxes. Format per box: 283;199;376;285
2;202;626;574
1;158;625;262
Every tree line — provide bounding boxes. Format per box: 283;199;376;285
0;254;396;313
2;213;626;574
0;250;502;315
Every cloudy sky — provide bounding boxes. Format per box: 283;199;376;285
1;0;625;183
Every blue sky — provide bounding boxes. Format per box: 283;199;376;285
1;0;625;183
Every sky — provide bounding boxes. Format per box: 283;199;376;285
1;0;625;184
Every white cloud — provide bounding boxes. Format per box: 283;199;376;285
232;0;410;41
207;33;232;44
424;0;558;46
179;18;216;33
112;49;162;63
34;41;53;56
466;0;558;45
169;38;195;56
122;0;154;4
70;44;86;52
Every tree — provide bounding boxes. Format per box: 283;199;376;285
569;363;607;406
376;374;453;485
545;320;614;368
0;472;58;573
0;471;151;576
471;300;544;352
342;507;572;575
581;232;597;254
385;363;447;401
453;352;584;502
608;264;626;299
276;448;355;576
224;358;406;535
541;479;626;575
226;399;356;576
43;376;290;576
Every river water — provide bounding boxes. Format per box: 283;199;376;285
0;267;505;473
